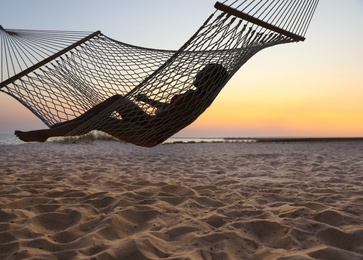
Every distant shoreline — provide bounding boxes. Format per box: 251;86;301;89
224;137;363;143
1;133;363;146
252;137;363;143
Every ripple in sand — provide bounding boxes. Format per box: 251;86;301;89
0;233;17;244
0;209;15;222
160;184;196;196
118;207;160;224
314;210;353;227
4;197;54;209
202;214;227;228
317;227;363;252
0;242;19;259
233;220;296;249
166;225;201;240
51;231;80;244
309;246;363;260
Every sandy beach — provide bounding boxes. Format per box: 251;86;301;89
0;140;362;260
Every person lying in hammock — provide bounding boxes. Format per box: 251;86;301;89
15;64;228;146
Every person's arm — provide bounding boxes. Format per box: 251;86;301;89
136;94;167;108
154;91;195;118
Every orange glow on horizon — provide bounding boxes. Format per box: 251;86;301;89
186;77;363;137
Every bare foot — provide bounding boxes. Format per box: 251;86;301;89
14;130;48;142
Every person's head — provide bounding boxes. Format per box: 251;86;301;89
194;64;228;93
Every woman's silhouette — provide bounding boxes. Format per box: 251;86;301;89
15;64;228;146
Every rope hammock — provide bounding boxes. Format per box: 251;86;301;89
0;0;319;147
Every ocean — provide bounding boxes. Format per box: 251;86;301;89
3;133;361;146
0;134;256;146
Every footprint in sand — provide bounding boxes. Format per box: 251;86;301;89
31;211;81;232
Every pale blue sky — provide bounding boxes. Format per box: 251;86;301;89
1;1;363;137
2;1;217;49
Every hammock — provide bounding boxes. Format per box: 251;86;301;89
0;0;319;147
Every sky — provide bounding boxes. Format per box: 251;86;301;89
1;0;363;138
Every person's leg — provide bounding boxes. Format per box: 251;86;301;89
114;97;149;122
51;95;123;128
94;117;157;147
15;117;91;142
94;117;137;143
51;94;146;128
15;95;149;143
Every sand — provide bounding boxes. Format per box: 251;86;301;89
0;140;362;260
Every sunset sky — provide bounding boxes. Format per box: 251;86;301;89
1;0;362;138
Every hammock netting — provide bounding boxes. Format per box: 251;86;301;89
0;0;319;147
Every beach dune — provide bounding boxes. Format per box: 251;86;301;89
0;141;362;259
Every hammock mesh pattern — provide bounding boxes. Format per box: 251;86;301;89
0;0;319;147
